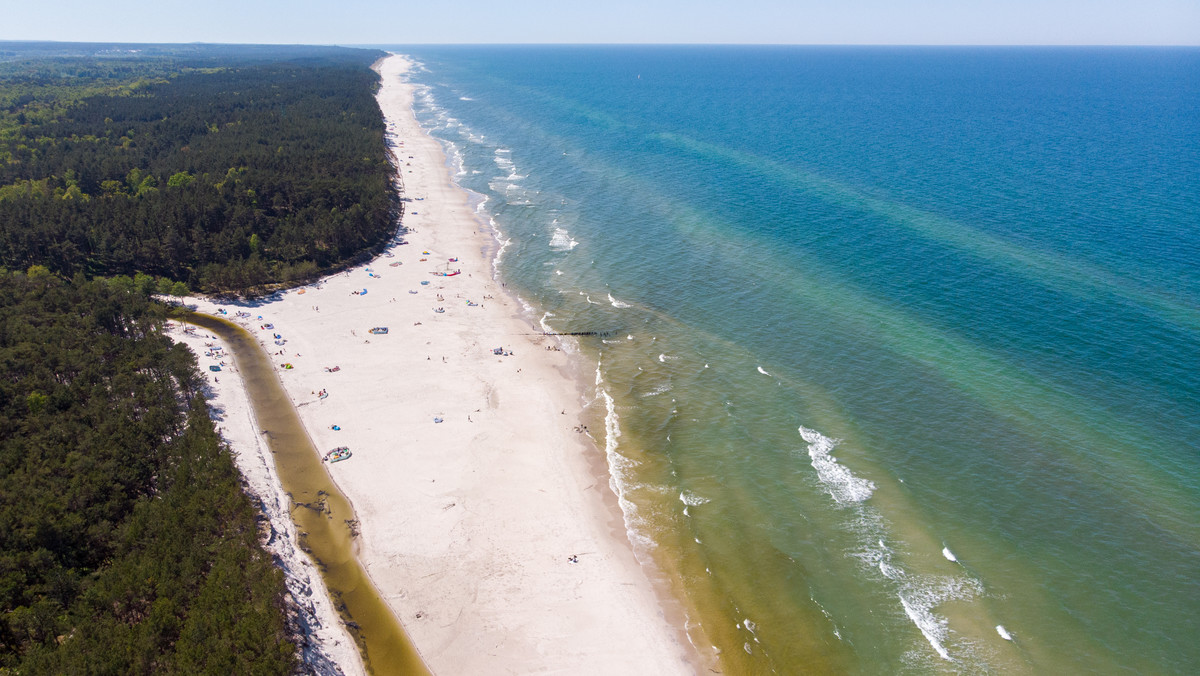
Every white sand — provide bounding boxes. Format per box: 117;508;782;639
169;54;697;674
168;323;367;675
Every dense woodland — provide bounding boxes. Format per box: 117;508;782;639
0;43;396;292
0;43;399;672
0;270;295;672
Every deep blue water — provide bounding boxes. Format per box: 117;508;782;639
388;46;1200;673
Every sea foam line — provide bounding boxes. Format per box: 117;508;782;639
608;293;631;309
549;227;578;251
900;595;952;661
798;426;875;504
799;426;991;665
861;537;977;664
596;363;657;557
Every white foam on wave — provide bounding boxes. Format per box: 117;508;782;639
446;142;466;177
642;383;671;397
608;293;631;309
659;353;680;363
794;423;989;666
538;311;555;335
549;227;578;251
880;560;904;580
900;595;953;661
757;366;771;376
459;96;473;101
942;547;957;563
850;523;987;667
679;491;710;507
891;558;984;664
798;426;876;504
595;363;657;557
492;223;511;277
812;598;844;641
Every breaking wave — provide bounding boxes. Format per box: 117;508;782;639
608;293;631;308
798;426;875;504
549;227;578;251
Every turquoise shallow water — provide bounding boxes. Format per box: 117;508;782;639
387;46;1200;673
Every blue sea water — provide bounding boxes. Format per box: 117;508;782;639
388;46;1200;673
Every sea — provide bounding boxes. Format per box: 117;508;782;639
384;46;1200;674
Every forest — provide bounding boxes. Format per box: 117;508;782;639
0;270;295;672
0;42;396;292
0;43;399;672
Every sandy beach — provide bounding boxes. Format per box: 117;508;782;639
170;54;697;674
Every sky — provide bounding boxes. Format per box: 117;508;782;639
1;0;1197;46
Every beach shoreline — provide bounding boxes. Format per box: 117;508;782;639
168;53;700;674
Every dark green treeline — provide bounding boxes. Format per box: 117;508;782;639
0;42;403;673
0;43;395;293
0;270;294;672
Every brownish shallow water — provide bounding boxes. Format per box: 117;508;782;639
185;312;428;676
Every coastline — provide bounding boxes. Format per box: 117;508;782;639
169;53;698;674
167;318;367;675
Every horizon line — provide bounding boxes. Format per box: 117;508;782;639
2;39;1199;49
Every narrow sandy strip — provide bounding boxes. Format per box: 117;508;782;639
170;54;696;674
168;322;366;675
